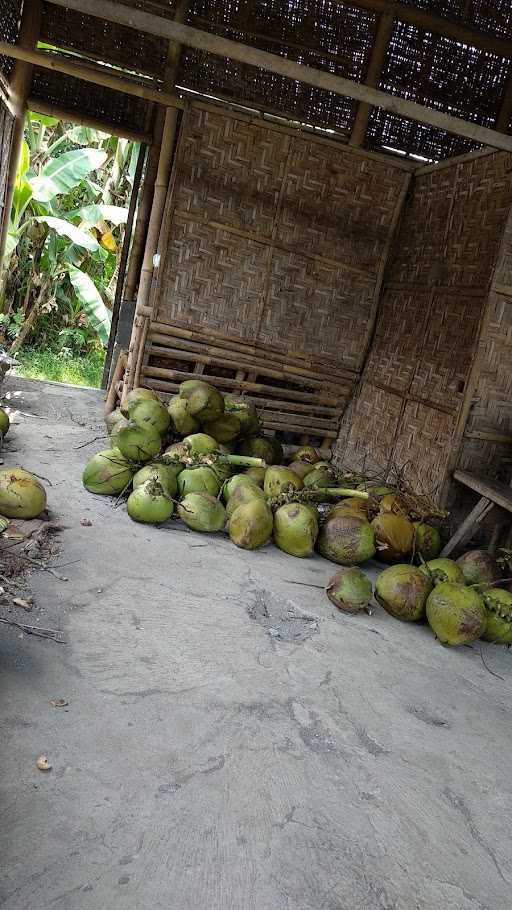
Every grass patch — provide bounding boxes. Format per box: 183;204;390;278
14;348;104;388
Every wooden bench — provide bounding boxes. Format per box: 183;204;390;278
441;470;512;556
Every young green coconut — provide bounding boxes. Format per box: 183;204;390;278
228;499;273;550
168;396;200;436
132;463;178;497
326;568;373;614
412;522;441;562
482;589;512;644
372;513;414;563
121;386;159;417
419;558;465;586
0;467;46;518
115;422;162;463
182;433;219;456
264;466;303;498
182;381;224;423
317;513;375;566
245;465;267;487
225;482;266;520
129;398;171;436
238;435;283;465
127;479;174;524
375;564;433;622
82;449;134;495
303;466;336;490
177;465;220;497
202;413;241;444
426;582;487;646
288;461;316;481
456;550;501;587
273;502;319;558
223;473;260;502
291;446;321;465
0;407;11;439
224;395;260;436
178;492;226;532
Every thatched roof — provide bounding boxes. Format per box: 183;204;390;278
2;0;512;161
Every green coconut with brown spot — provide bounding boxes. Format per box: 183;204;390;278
317;513;375;566
426;582;486;646
273;502;319;558
456;550;501;588
326;567;373;614
375;564;433;622
419;558;465;586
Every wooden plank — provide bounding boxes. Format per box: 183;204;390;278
46;0;512;152
0;41;184;111
350;12;394;148
453;470;512;513
264;420;337;438
464;429;512;445
441;497;494;557
142;366;341;405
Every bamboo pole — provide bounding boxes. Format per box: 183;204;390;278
0;2;42;291
123;109;164;302
27;97;152;144
0;43;184;111
44;0;512;152
349;12;394;148
123;106;179;396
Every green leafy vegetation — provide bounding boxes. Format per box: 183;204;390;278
0;113;138;374
14;347;104;387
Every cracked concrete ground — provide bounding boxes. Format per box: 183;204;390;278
0;376;511;910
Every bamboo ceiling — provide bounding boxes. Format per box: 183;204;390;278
1;0;512;160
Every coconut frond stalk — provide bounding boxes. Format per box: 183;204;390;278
267;487;372;511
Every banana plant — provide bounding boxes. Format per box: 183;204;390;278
1;113;135;352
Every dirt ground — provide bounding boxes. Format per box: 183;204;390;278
0;376;511;910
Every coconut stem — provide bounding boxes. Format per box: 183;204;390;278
222;455;265;467
267;487;369;509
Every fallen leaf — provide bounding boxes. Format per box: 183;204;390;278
12;597;32;611
36;754;51;771
50;698;68;708
80;519;92;527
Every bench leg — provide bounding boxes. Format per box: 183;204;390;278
441;496;494;557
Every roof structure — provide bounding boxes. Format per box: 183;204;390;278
1;0;512;160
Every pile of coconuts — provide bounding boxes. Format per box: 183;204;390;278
83;380;450;562
326;549;512;647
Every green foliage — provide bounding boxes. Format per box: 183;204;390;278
14;347;104;387
1;113;137;358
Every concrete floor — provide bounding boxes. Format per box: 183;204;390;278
0;376;511;910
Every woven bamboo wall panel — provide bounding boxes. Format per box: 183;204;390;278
155;105;407;367
391;153;512;289
260;250;375;370
365;288;432;393
172;108;291;239
392;401;456;498
276;140;404;273
409;290;484;411
339;382;404;473
156;213;269;340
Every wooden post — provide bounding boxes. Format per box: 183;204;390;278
350;12;394;148
0;2;42;281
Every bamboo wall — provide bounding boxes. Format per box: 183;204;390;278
338;149;512;500
0;96;14;244
139;102;409;443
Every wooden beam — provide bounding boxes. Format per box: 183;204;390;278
350;11;394;148
0;42;184;111
26;97;152;143
45;0;512;152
